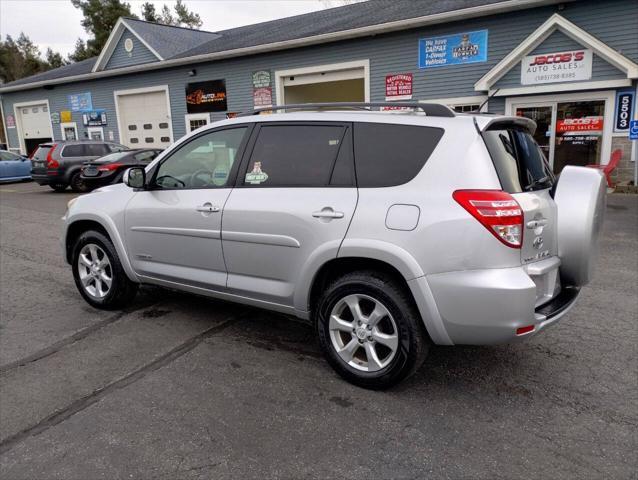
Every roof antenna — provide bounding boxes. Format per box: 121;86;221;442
477;88;500;113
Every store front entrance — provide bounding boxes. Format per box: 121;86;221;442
508;92;613;175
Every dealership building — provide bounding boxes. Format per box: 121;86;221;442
1;0;637;181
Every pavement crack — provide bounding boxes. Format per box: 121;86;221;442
0;302;159;376
0;314;241;455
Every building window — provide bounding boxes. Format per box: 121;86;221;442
159;122;169;129
128;125;137;131
130;138;139;143
189;119;207;131
143;124;152;130
452;104;481;113
145;137;154;143
160;136;170;142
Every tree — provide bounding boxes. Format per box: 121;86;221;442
0;33;66;83
70;0;136;59
141;0;202;29
68;38;91;62
46;48;68;69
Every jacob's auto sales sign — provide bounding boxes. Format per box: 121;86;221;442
521;50;592;85
556;117;604;133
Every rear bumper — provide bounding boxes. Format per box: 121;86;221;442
423;258;579;345
31;170;66;185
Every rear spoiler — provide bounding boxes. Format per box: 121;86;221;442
476;116;537;135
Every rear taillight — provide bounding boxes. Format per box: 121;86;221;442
453;190;523;249
46;144;59;169
97;163;123;172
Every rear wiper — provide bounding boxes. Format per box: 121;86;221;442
525;175;551;191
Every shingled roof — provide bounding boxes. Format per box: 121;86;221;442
1;0;551;91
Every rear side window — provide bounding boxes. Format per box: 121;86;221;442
61;144;87;157
483;128;554;193
353;123;444;187
86;144;110;156
243;124;349;187
32;146;51;161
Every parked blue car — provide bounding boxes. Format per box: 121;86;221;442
0;150;32;183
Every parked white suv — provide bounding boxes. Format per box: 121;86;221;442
63;103;606;389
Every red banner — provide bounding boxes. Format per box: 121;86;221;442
556;117;604;133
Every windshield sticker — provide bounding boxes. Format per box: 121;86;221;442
245;161;269;184
212;165;229;186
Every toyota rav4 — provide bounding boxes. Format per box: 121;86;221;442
62;103;606;389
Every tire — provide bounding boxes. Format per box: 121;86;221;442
315;270;430;390
49;183;67;192
70;171;89;193
72;230;138;310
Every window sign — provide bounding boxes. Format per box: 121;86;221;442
418;30;488;68
614;90;635;132
185;80;227;113
385;73;413;101
50;112;60;124
521;50;592;85
252;70;272;108
60;110;72;123
67;92;93;112
82;110;107;126
5;114;15;128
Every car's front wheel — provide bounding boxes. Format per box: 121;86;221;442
72;230;138;310
316;271;430;389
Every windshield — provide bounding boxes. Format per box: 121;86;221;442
483;128;554;193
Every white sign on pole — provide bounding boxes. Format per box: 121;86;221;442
521;49;592;85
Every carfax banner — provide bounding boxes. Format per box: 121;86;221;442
418;30;488;68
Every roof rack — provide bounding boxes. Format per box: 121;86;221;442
245;102;456;118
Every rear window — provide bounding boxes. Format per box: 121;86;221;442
32;146;52;161
483;128;554;193
96;152;130;163
353;123;444;187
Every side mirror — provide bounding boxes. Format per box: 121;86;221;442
123;167;146;189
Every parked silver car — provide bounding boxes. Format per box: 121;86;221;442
62;103;606;389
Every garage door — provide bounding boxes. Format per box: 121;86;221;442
281;67;365;104
16;103;53;156
117;90;173;149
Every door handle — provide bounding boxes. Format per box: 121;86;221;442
196;204;220;213
526;219;548;229
312;208;344;219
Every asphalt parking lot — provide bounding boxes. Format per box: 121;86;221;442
0;181;636;479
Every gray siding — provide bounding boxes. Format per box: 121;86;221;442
105;30;159;70
495;30;627;89
2;0;636;151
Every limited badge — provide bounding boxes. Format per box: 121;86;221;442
245;161;268;184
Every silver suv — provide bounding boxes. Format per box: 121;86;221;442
63;103;606;389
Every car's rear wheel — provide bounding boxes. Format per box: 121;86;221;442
316;271;429;389
49;183;67;192
70;171;89;193
72;230;138;310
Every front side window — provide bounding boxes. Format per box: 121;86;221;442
243;125;347;187
0;151;22;161
153;127;246;189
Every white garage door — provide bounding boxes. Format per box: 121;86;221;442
117;90;173;149
17;103;52;140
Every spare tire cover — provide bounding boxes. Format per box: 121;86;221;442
553;165;606;287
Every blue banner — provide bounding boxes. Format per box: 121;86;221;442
418;30;488;69
67;92;93;112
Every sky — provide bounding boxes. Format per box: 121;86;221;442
0;0;338;58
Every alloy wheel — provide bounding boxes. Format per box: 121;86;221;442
328;294;399;372
77;243;112;299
